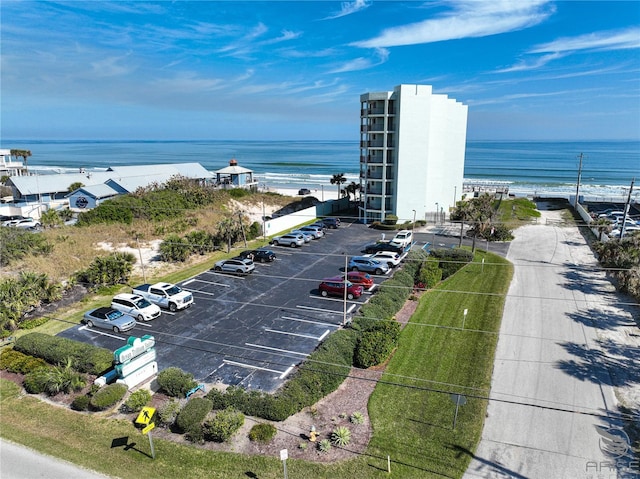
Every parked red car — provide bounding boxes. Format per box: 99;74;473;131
345;271;374;288
319;277;363;300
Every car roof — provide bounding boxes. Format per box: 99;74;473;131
113;293;142;300
93;306;117;314
322;276;345;282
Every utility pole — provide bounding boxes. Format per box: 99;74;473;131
574;153;584;210
619;178;635;239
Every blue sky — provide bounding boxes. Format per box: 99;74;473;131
2;1;639;140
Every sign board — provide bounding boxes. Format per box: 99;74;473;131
280;449;288;461
135;406;157;427
142;423;155;435
450;394;467;405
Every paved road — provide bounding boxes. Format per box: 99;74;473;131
464;219;636;478
0;439;111;479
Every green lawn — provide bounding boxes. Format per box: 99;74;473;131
0;250;512;479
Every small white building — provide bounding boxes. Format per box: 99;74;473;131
0;149;26;177
214;159;258;189
359;84;468;224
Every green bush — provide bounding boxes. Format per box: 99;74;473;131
23;367;52;394
354;321;400;368
228;188;250;199
156;367;198;397
90;383;128;411
203;407;245;442
175;397;213;442
157;398;181;426
383;214;398;225
248;423;277;443
417;259;443;288
122;388;152;413
0;349;47;374
159;234;191;262
0;227;53;267
18;317;51;330
350;411;365;424
331;426;351;446
74;252;135;289
205;388;227;410
71;394;91;411
13;333;113;375
428;248;473;279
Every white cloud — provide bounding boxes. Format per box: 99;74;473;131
351;0;553;48
90;53;133;77
327;48;389;73
530;27;640;54
323;0;372;20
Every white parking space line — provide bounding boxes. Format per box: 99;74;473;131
135;321;154;328
264;328;328;340
279;365;295;379
245;343;309;357
183;279;196;286
79;326;127;341
223;359;286;375
280;315;340;328
296;305;345;314
190;278;230;287
318;330;330;341
191;290;218;300
307;295;365;305
206;271;249;280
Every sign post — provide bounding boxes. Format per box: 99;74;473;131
135;406;157;459
449;394;467;430
463;309;468;329
280;449;288;479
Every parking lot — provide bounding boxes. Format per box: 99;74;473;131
59;219;476;392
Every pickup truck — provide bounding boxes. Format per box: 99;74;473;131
132;282;194;312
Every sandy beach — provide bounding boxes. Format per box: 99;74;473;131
266;186;341;202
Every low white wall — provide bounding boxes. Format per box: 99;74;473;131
263;198;350;236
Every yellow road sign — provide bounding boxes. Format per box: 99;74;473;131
135;406;156;427
142;423;155;435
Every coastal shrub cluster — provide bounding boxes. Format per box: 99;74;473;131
248;423;277;443
203;407;245;442
23;360;87;396
594;234;640;304
74;252;135;289
176;397;213;442
0;272;62;334
14;332;113;375
122;388;152;413
0;227;53;267
76;177;225;226
0;349;47;374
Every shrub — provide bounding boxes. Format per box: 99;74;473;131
156;367;198;397
248;423;277;443
71;394;91;411
318;439;332;452
75;252;135;289
90;383;128;411
383;214;398;225
19;317;51;330
428;248;473;279
205;387;228;410
0;349;47;374
122;388;152;413
203;407;245;442
331;426;351;446
157;398;181;426
354;321;400;368
13;333;113;375
23;367;52;394
350;411;365;424
417;259;443;288
176;397;213;442
159;234;191;262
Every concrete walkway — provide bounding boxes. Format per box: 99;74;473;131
464;210;639;479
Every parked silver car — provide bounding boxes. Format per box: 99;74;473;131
348;256;390;275
213;257;256;275
271;233;305;247
296;225;324;239
83;307;136;333
290;229;313;242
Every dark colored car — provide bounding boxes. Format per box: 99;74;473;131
318;277;363;300
298;188;312;195
321;217;341;229
345;271;374;288
238;249;277;263
363;241;405;255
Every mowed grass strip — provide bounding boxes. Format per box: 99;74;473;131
366;250;513;478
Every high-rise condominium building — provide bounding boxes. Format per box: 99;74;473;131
359;84;468;224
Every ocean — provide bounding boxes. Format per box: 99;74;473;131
4;139;639;201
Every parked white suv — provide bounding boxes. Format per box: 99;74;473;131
365;251;402;267
111;293;161;321
390;230;413;248
271;233;305;247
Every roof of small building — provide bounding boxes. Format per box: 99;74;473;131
215;165;253;174
70;183;120;199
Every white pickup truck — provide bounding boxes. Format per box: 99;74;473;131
132;282;194;312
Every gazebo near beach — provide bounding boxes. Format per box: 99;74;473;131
214;158;258;190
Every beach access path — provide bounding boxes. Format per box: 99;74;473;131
464;206;639;479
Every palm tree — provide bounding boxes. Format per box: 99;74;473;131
344;181;361;205
330;173;347;200
10;149;32;173
591;217;612;241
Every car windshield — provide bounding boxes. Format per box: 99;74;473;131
135;298;152;308
106;310;124;321
165;285;182;295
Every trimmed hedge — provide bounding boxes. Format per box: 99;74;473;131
176;397;213;442
0;349;47;374
417;259;443;288
428;248;473;279
156;367;198;397
90;383;128;411
13;333;113;375
122;388;152;413
354;320;401;368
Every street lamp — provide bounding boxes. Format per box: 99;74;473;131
435;202;439;224
412;209;416;235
